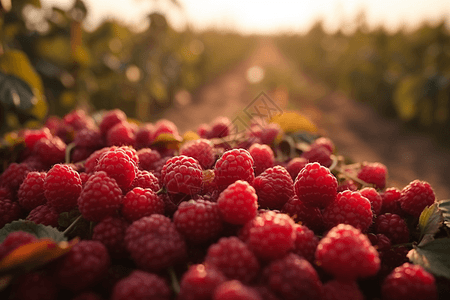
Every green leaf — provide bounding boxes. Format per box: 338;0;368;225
418;203;443;245
0;71;36;111
407;238;450;279
438;199;450;227
0;220;67;243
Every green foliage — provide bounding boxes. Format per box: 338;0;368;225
0;220;67;243
408;238;450;279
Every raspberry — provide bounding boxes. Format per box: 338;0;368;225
0;198;23;227
315;224;380;280
135;123;154;149
137;148;161;171
107;121;136;147
178;264;227;300
26;205;59;227
63;109;95;130
53;240;110;291
174;199;223;243
125;214;186;271
99;109;127;135
55;121;74;144
322;190;373;232
161;155;203;195
44;164;82;213
294;162;338;208
92;216;129;258
111;270;171;300
205;236;260;283
301;144;333;167
0;186;13;201
214;148;255;191
73;127;103;149
379;246;410;275
17;171;47;211
322;280;364;300
243;211;296;260
357;162;387;190
33;136;66;166
0;163;31;192
337;179;359;192
0;231;37;260
367;233;392;252
217;180;258;225
23;127;52;149
180;139;216;169
374;213;409;244
381;263;437;300
381;187;404;215
71;147;93;163
121;187;164;221
197;123;210;138
78;171;123;222
260;123;281;145
400;180;435;217
252;166;294;210
44;116;61;133
248;143;274;176
263;253;323;300
281;195;324;233
152;119;180;141
311;137;335;153
129;170;160;192
213;280;262;300
11;271;58;300
85;147;111;174
286;157;308;180
292;224;319;263
360;187;383;216
208;117;231;138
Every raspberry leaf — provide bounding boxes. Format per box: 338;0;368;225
408;238;450;279
418;203;443;245
0;220;67;243
438;199;450;228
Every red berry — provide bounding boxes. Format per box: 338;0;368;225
311;137;335;153
23;127;53;149
152;119;180;141
197;123;210;138
106;121;136;147
214;148;255;191
357;162;387;190
286;157;308;181
33;136;66;166
400;180;435;217
322;280;364;300
85;147;111;174
99;109;127;135
180;139;215;169
337;179;359;192
260;123;281;145
0;163;31;192
380;187;404;215
208;117;231;139
17;171;47;211
382;263;437;300
301;144;333;167
217;180;258;225
360;187;383;216
252;166;294;210
213;280;262;300
367;233;392;252
248;143;274;176
135;123;154;149
111;270;171;300
292;224;319;263
92;216;129;258
11;271;58;300
375;213;410;244
161;155;203;195
294;162;337;208
0;198;23;228
315;224;380;280
0;231;37;260
281;195;324;233
63;109;94;131
137;148;161;171
44;164;82;213
178;264;227;300
0;186;13;201
74;127;103;149
129;169;160;192
26;205;59;227
121;187;164;221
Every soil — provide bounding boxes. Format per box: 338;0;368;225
162;38;450;200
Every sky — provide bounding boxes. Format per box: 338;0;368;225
40;0;450;33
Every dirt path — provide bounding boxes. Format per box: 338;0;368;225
162;38;450;200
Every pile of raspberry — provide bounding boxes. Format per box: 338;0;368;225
0;109;444;300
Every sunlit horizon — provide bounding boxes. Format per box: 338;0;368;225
41;0;450;34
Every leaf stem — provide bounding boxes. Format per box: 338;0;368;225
65;142;76;164
63;215;82;235
168;266;180;295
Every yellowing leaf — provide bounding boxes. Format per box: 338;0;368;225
152;133;182;150
270;111;317;133
182;131;200;143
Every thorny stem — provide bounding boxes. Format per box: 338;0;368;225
63;215;83;235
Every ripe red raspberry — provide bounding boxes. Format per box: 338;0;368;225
11;271;58;300
248;143;274;176
337;179;359;192
282;195;324;233
208;117;231;138
315;224;380;280
379;246;410;276
260;123;281;145
367;233;392;252
55;121;74;144
360;187;383;216
400;180;435;217
44;164;82;213
92;216;129;258
301;144;333;167
197;123;210;138
0;198;23;227
129;170;160;192
0;186;13;201
73;127;103;149
0;231;37;260
71;147;94;163
111;270;171;300
63;109;95;130
311;137;335;153
357;162;387;190
23;127;53;149
78;171;123;222
137;148;161;171
214;148;255;191
152;156;170;182
125;214;186;271
375;213;409;244
263;253;323;300
381;187;404;215
33;136;66;166
85;147;111;173
252;166;294;210
213;280;262;300
382;263;437;300
322;190;373;232
121;187;164;221
95;147;138;191
174;199;223;243
292;224;319;263
217;180;258;225
0;163;31;192
152;119;180;141
135;123;154;149
99;109;127;135
180;139;216;169
161;155;203;195
243;211;296;260
53;240;110;291
205;236;260;283
294;162;337;208
106;121;137;147
26;205;59;227
286;157;308;180
322;280;364;300
17;171;47;211
178;264;227;300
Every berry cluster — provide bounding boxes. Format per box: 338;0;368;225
0;108;444;300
